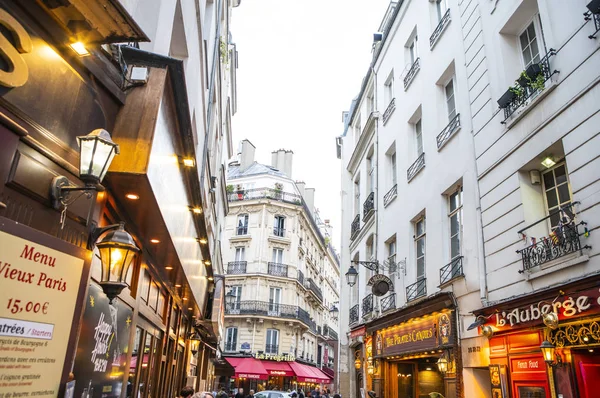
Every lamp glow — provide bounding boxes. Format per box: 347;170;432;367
70;42;89;56
541;157;556;168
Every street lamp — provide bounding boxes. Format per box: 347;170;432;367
225;288;237;309
345;265;358;287
540;340;562;367
51;129;120;209
94;222;140;303
189;330;202;355
329;304;339;321
436;356;448;374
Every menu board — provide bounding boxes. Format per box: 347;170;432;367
0;229;85;396
72;283;133;398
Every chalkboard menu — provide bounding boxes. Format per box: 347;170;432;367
73;283;133;398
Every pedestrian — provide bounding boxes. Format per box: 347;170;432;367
298;389;305;398
235;388;245;398
180;386;195;398
333;394;341;398
246;389;255;398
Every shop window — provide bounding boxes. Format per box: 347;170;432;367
266;329;279;354
237;214;249;235
149;282;159;311
157;291;166;320
140;269;151;303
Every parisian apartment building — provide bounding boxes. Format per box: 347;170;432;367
337;1;600;398
0;0;241;397
220;140;341;392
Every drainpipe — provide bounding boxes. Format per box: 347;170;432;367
472;138;488;304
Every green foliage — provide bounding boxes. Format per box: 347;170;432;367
509;84;524;97
530;72;546;91
226;185;234;193
220;37;228;63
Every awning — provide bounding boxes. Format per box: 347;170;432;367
262;361;294;376
288;362;331;383
225;357;269;380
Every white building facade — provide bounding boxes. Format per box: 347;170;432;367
221;140;341;392
338;0;600;398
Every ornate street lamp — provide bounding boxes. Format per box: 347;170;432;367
189;330;202;355
542;312;559;329
345;265;358;287
436;356;448;374
225;288;237;309
540;340;562;367
329;304;339;321
51;129;120;209
95;222;140;303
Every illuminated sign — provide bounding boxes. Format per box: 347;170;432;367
270;371;288;375
253;352;295;362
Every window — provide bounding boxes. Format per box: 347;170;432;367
519;20;541;67
409;35;419;64
354;178;361;216
235;246;245;262
414;218;426;279
237;214;248;235
436;0;448;21
390;150;397;186
272;248;283;264
274;215;285;237
445;79;456;121
269;287;281;315
415;120;423;156
367;92;374;113
266;329;279;354
387;237;397;272
354;115;362;143
366;235;374;260
449;188;463;261
367;155;374;193
542;163;573;230
225;327;237;352
231;285;242;311
384;72;394;105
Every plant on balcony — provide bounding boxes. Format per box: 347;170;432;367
226;184;234;193
497;88;517;109
236;184;244;200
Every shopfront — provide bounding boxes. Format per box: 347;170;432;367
473;274;600;398
365;293;459;398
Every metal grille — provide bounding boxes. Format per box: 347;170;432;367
517;222;582;271
382;98;396;125
265;344;279;354
436;113;461;150
380;293;396;313
306;278;323;301
403;58;420;90
351;214;360;240
430;8;451;49
362;294;373;319
268;262;289;277
384;184;397;207
227;261;247;274
224;342;237;352
363;192;375;221
440;256;464;285
406;278;427;301
350;304;359;325
407;152;425;182
273;227;286;237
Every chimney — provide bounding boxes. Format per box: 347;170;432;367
295;181;306;197
239;139;255;171
271;149;293;178
304;188;315;216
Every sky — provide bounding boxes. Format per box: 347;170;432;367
231;0;390;250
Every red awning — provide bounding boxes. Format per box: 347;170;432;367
288;362;331;383
225;357;269;380
262;361;294;376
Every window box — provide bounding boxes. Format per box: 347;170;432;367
497;89;517;109
587;0;600;13
518;63;542;87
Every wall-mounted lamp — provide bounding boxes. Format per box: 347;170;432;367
189;330;202;355
225;288;237;309
51;129;119;212
541;156;556;169
69;41;89;56
540;340;563;367
91;222;140;304
329;304;339;321
481;325;494;338
542;312;559;329
437;354;448;374
345;265;358;287
354;351;362;369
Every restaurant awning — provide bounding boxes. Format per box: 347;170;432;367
225;357;269;380
288;362;331;383
262;361;294;376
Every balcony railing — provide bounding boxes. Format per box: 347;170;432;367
406;278;427;301
226;301;314;329
325;325;339;340
407;152;425;182
382;98;396;125
236;226;248;235
224;342;237;352
440;256;464;285
350;214;360;240
436;113;461;150
268;262;289;277
306;278;323;301
349;304;359;325
430;8;451;49
298;307;317;333
363;192;375;221
317;325;322;335
380;293;396;313
403;58;420;90
384;184;397;207
517;221;585;272
498;49;558;123
265;344;279;354
362;294;373;319
273;227;286;237
227;261;247;274
297;269;305;285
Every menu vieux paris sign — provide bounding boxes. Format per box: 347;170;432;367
0;219;89;397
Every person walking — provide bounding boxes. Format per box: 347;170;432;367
180;386;195;398
235;388;244;398
246;389;255;398
298;389;305;398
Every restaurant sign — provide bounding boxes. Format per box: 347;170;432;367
253;352;295;362
483;288;600;331
375;312;453;357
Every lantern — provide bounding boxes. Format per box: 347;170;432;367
436;357;448;374
77;129;120;185
346;265;358;287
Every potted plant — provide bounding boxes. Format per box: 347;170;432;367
236;184;244;200
273;182;283;199
587;0;600;14
497;88;517;109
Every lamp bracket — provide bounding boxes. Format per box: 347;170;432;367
351;260;380;272
51;176;104;210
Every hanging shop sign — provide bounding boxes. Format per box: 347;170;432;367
253;352;295;362
350;326;366;339
483;288;600;331
0;218;90;397
374;312;454;357
367;274;394;297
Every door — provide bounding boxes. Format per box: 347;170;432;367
573;350;600;398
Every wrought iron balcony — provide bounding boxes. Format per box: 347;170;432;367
406;278;427;301
297;269;305;285
380;293;396;313
268;262;289;277
225;301;313;330
407;152;425;182
363;192;375;221
403;58;420;90
273;227;286;237
440;256;464;285
265;344;279;354
430;8;451;49
298;307;317;333
228;187;302;204
498;49;558;123
224;342;237;352
325;325;339;340
227;261;247;274
382;98;396;125
306;278;323;301
517;221;586;272
362;294;373;319
350;214;360;240
384;184;397;207
349;304;359;325
236;226;248;235
317;325;322;335
436;113;461;150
